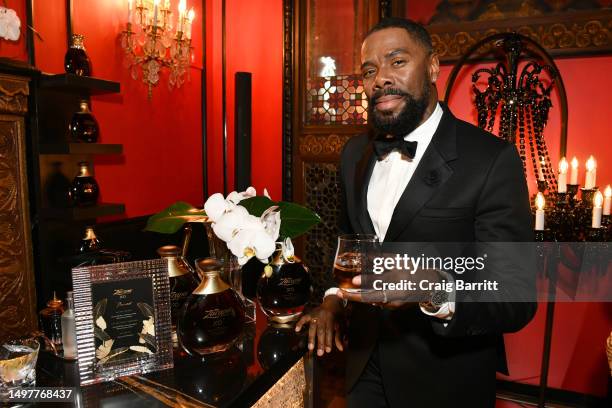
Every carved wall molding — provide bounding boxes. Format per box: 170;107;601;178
0;74;29;115
299;134;352;158
282;0;294;201
0;73;37;343
429;12;612;63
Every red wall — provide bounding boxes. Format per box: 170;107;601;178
2;0;204;217
438;43;612;402
205;0;283;200
0;0;27;62
2;0;609;399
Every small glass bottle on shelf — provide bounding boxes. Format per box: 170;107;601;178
178;258;245;355
64;34;91;76
70;162;99;207
69;100;99;143
38;292;64;347
61;291;76;359
78;226;102;253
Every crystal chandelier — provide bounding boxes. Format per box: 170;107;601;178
121;0;195;98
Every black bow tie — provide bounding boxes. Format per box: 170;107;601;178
373;138;418;160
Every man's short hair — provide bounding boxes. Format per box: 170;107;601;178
365;17;433;54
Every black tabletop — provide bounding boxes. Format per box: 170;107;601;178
32;305;309;408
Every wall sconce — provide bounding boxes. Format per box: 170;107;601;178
121;0;195;98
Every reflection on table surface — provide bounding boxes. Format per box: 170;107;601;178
34;306;309;407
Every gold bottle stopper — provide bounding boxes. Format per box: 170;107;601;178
157;245;192;278
47;291;64;308
192;258;230;295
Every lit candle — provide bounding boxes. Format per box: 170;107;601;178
592;191;603;228
558;157;568;193
128;0;133;24
178;0;186;32
570;156;578;185
153;0;160;27
585;155;597;189
535;192;545;231
604;185;612;216
187;8;195;39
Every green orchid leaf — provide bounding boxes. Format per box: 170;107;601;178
239;196;276;217
276;201;321;239
240;197;321;239
145;201;207;234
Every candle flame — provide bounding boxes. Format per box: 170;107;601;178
188;8;195;21
594;191;603;208
559;157;568;174
571;156;578;169
154;0;160;6
586;155;596;171
178;0;186;13
535;192;545;210
605;185;612;198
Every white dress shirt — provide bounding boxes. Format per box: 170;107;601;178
326;103;454;320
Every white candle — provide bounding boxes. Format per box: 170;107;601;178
153;0;159;27
570;156;579;185
187;9;195;39
558;157;568;193
592;191;603;228
535;192;545;231
585;156;597;189
604;185;612;216
178;0;186;32
128;0;133;24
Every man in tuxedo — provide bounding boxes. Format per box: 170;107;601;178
295;17;536;407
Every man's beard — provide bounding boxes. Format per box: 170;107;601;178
369;83;430;138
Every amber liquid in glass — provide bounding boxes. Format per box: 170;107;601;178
333;252;362;291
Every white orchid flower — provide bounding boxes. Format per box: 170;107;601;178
228;227;276;265
261;206;281;241
0;8;20;41
204;193;233;222
282;237;295;261
212;205;252;242
227;186;257;205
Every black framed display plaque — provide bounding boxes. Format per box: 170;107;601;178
71;259;173;385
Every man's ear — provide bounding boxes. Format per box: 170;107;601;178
429;52;440;84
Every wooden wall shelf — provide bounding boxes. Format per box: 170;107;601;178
39;143;123;155
40;203;125;221
40;74;120;95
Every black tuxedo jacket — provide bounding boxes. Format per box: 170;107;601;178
336;104;536;407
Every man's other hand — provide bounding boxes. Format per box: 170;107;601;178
295;295;345;356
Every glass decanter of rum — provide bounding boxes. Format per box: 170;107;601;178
178;258;245;355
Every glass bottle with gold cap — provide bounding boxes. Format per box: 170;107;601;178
70;161;99;207
157;245;199;344
178;258;245;355
69;100;99;143
256;240;311;323
38;292;65;347
64;34;91;76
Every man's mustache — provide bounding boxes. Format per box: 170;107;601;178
370;88;409;105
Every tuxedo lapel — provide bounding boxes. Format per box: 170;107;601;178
353;140;377;235
383;107;459;242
